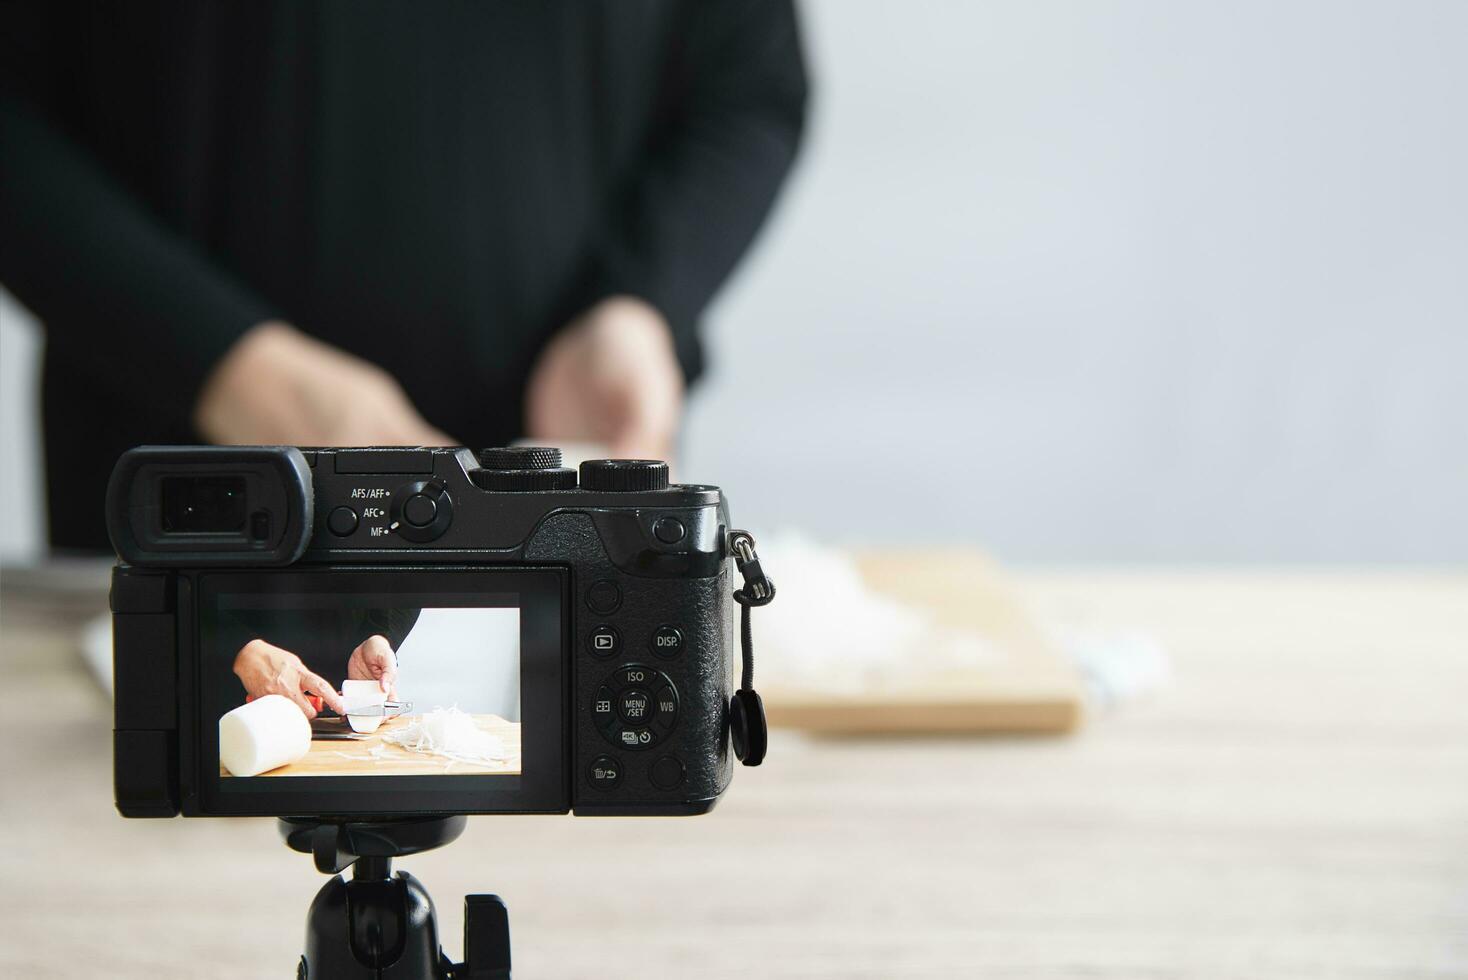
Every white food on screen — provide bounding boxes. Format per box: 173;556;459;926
218;694;312;776
341;686;389;733
380;706;507;766
342;679;387;704
346;712;385;734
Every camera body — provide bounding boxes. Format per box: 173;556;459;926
107;445;739;819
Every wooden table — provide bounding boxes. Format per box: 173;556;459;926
220;714;523;778
2;562;1465;978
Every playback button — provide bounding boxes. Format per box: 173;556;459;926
587;625;620;658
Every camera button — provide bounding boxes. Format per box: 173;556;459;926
649;755;685;791
615;727;656;750
653;516;686;544
615;665;652;689
651;625;684;658
327;506;359;536
592;686;616;722
587;625;620;658
585;579;621;615
617;689;654;726
652;685;679;729
587;755;622;790
402;493;437;527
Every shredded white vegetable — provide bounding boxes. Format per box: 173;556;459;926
380;707;507;766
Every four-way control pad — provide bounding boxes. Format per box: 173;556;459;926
592;664;679;751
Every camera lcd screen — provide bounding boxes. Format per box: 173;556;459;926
195;569;567;815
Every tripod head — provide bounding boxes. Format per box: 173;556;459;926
280;816;510;980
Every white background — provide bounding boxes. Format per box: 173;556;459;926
4;0;1465;563
393;607;521;721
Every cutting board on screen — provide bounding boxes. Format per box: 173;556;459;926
762;550;1085;735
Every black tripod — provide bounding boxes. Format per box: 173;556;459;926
279;816;510;979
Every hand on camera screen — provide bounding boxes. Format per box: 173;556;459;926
346;634;399;700
232;639;346;719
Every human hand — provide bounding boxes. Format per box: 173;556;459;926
232;639;346;719
195;321;453;446
525;297;684;463
346;634;399;700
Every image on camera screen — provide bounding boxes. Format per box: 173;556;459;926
210;594;522;779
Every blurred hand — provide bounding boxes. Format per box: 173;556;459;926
195;321;452;446
525;296;684;463
232;639;346;719
346;634;399;700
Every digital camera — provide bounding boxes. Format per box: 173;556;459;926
106;445;768;820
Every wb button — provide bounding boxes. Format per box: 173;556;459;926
587;625;621;658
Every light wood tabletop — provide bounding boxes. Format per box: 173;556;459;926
220;713;523;778
1;562;1465;979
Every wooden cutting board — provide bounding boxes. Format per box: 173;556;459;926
762;551;1085;735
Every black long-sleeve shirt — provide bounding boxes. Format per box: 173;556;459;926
0;2;807;550
214;605;421;697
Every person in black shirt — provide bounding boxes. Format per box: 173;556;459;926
219;605;419;718
0;2;808;551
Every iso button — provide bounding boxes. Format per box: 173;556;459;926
616;665;652;688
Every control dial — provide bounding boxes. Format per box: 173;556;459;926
591;664;679;750
579;459;670;492
472;446;577;491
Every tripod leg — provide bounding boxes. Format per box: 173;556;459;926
461;895;511;980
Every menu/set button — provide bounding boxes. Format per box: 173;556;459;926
617;689;653;726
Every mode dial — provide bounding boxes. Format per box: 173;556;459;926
580;459;670;492
471;446;577;491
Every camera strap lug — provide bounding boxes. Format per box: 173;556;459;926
728;530;775;767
